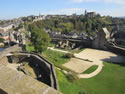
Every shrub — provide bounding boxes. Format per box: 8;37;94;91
64;53;74;58
66;72;79;82
0;38;5;43
79;91;86;94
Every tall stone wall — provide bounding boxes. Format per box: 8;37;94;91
0;44;21;59
8;52;59;90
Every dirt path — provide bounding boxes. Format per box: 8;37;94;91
74;48;125;63
78;62;103;78
48;47;70;53
48;47;125;78
63;58;94;73
74;48;125;78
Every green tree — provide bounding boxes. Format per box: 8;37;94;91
31;28;51;53
0;38;5;43
18;23;23;29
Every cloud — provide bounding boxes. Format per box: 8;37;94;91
42;7;125;17
43;8;84;15
72;0;125;4
99;6;125;17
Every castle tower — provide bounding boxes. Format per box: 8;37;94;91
39;12;41;17
85;10;87;16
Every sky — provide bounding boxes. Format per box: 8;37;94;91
0;0;125;19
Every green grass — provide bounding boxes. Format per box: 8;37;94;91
26;43;35;52
43;50;77;73
56;69;86;94
56;62;125;94
83;65;98;74
48;43;56;47
43;49;69;65
42;50;72;72
81;62;125;94
26;44;125;94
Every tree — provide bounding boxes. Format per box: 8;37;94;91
18;23;23;29
0;38;5;43
31;28;51;53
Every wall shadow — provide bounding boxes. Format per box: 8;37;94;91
101;55;125;66
21;57;51;86
0;88;8;94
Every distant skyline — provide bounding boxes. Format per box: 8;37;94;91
0;0;125;19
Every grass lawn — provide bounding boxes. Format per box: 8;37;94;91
26;44;125;94
43;50;69;65
56;62;125;94
83;65;98;74
56;69;86;94
26;43;34;52
81;62;125;94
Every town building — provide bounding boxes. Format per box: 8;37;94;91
85;10;96;18
0;23;14;32
33;14;46;22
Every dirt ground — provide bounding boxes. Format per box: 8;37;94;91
74;48;125;63
63;48;125;78
63;58;94;73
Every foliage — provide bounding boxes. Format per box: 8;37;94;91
26;42;34;52
0;38;5;43
56;69;86;94
28;15;114;36
66;72;79;82
64;53;74;58
18;23;23;29
30;25;51;53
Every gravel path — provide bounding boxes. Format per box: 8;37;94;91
48;47;125;78
74;48;125;78
63;58;94;73
48;47;70;53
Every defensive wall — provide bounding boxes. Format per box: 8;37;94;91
0;45;59;92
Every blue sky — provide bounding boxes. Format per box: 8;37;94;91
0;0;125;19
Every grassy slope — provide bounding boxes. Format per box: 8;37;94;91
43;50;69;65
81;62;125;94
26;43;34;52
56;69;85;94
26;44;125;94
56;62;125;94
83;65;98;74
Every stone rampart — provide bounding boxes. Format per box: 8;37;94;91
0;44;21;59
9;52;59;90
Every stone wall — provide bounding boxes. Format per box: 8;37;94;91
0;57;8;66
8;52;59;90
92;28;109;50
0;65;61;94
0;44;21;59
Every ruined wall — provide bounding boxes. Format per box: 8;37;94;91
92;31;108;50
8;52;59;90
0;65;61;94
0;44;21;59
